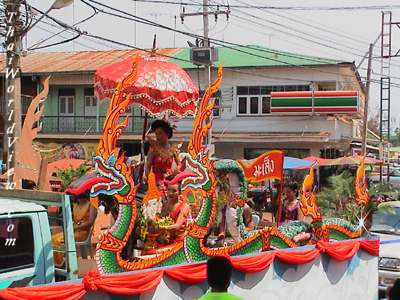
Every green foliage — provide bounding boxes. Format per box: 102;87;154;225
369;182;399;200
317;171;397;223
317;171;355;220
55;164;89;191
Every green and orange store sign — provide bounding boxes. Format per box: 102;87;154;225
270;91;359;114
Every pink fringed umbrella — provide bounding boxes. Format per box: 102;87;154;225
94;54;199;118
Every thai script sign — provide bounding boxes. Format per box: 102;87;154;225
238;150;284;182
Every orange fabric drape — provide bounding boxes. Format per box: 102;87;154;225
165;263;207;284
0;239;379;300
231;251;275;273
0;284;86;300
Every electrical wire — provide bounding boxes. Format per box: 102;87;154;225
31;5;400;91
27;4;98;50
79;0;400;88
232;0;400;71
233;0;377;48
20;2;400;91
128;0;400;11
32;0;400;91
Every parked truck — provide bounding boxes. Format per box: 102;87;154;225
0;189;79;288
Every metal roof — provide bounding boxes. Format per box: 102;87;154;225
0;46;344;74
0;48;179;74
171;45;343;69
0;199;46;215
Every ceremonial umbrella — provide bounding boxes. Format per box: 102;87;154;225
327;155;382;166
94;53;199;118
303;156;332;166
94;51;199;180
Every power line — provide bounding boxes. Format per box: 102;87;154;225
128;0;400;11
78;0;400;88
25;2;400;90
77;0;379;82
229;2;400;71
234;0;379;51
27;4;98;50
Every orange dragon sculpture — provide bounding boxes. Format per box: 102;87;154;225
67;61;362;274
13;76;50;190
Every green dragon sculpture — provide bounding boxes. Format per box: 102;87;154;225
71;64;360;274
214;155;361;245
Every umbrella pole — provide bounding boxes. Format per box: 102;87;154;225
139;35;156;182
276;179;283;225
139;113;148;182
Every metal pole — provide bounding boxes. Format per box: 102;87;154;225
362;44;373;156
203;0;209;47
203;0;213;148
4;0;22;188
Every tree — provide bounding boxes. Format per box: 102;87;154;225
55;164;89;192
394;127;400;146
367;112;380;136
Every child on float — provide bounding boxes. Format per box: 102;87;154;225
160;175;192;243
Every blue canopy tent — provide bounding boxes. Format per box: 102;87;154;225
283;157;312;170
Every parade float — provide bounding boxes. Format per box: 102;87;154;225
0;54;379;300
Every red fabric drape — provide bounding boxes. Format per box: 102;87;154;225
87;270;163;295
232;252;275;273
0;284;86;300
0;239;379;300
275;247;320;264
165;263;207;284
360;239;380;256
317;240;360;261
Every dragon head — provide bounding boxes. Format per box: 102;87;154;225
181;152;212;191
66;79;136;203
90;152;130;197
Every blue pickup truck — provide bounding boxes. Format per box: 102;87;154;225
0;189;78;288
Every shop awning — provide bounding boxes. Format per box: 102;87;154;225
283;157;312;169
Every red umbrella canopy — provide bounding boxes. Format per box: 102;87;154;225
304;156;332;166
94;54;199;118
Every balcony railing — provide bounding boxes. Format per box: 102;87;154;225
40;116;151;134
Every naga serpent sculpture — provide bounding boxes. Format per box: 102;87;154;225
74;64;361;274
214;157;361;244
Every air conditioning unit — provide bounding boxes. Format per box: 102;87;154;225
190;47;218;65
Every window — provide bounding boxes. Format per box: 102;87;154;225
59;88;75;115
213;97;220;117
250;97;259;114
238;97;247;114
199;89;221;117
262;96;270;114
84;87;96;107
59;96;74;114
0;217;34;273
236;85;310;116
85;96;96;107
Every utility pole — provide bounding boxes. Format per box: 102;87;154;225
4;0;22;188
181;1;229;151
362;44;374;155
361;44;373;156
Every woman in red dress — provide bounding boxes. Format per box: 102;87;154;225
144;119;181;189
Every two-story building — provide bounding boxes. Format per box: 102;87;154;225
0;45;372;161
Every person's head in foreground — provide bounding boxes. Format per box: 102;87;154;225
387;278;400;300
207;256;232;292
200;256;242;300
